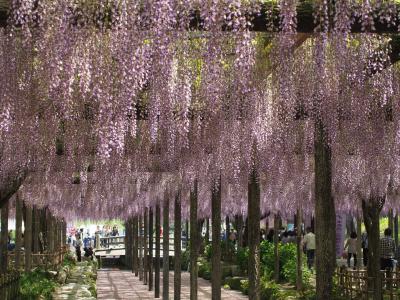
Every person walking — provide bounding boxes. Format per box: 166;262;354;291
361;231;368;267
380;228;396;271
303;227;316;271
344;232;358;269
75;234;83;262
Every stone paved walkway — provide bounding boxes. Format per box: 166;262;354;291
52;262;96;300
97;269;248;299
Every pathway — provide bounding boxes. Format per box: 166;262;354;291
97;269;248;300
52;262;96;300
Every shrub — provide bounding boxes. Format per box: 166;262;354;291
236;247;249;274
181;249;190;271
282;257;312;286
240;279;249;295
204;244;212;260
19;268;59;299
198;261;211;280
63;252;76;268
260;277;281;300
225;276;246;291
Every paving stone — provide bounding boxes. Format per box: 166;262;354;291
97;269;248;299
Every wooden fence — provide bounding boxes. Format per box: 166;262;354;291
336;267;400;299
0;271;21;300
8;245;69;271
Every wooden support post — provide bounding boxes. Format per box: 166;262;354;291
174;194;181;300
15;194;22;270
205;218;210;245
125;220;131;268
149;208;154;291
190;180;199;300
248;169;261;300
155;204;161;298
356;218;362;268
185;220;189;250
1;199;9;273
395;214;399;249
133;216;138;275
48;214;54;254
33;207;40;254
163;196;170;300
211;180;221;300
314;120;336;299
274;214;280;282
296;209;303;291
362;198;384;300
139;214;144;281
225;216;230;247
389;209;394;234
236;215;244;249
25;204;33;272
144;208;148;285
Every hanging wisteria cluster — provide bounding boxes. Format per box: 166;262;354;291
1;0;400;220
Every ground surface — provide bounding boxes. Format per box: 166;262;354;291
97;269;248;300
52;262;96;300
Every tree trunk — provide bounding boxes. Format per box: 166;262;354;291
15;194;22;270
24;204;32;272
248;169;261;300
296;209;303;291
149;208;154;291
155;204;161;298
1;199;9;273
314;120;336;299
144;208;148;285
163;196;170;300
174;194;181;300
273;214;280;282
190;180;199;300
362;198;384;300
211;180;221;300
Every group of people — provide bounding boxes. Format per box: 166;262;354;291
95;225;120;248
68;228;96;262
344;227;397;271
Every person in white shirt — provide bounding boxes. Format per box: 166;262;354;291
344;232;358;269
303;227;316;270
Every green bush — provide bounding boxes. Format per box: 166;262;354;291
236;247;249;274
282;258;312;286
240;279;249;295
222;240;236;262
63;252;76;268
19;268;59;299
198;261;211;280
259;241;310;284
260;277;281;300
204;244;212;260
224;276;246;290
181;249;190;271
